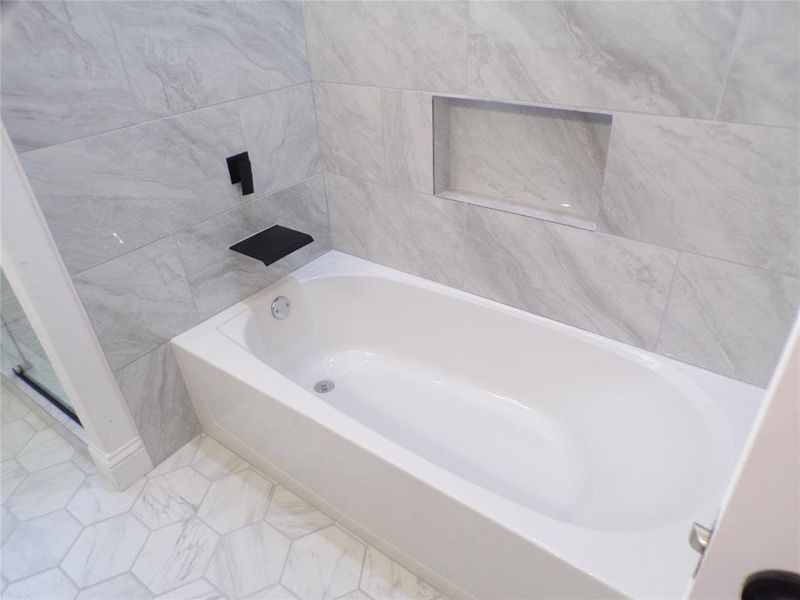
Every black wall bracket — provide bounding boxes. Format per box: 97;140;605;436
227;151;254;196
229;224;313;268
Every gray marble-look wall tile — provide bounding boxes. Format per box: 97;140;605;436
437;98;611;227
0;1;145;151
175;175;331;320
313;83;386;183
464;206;679;348
73;237;200;371
657;254;800;387
304;1;468;92
467;1;741;118
106;1;310;116
717;1;799;128
239;84;321;198
382;90;434;194
22;103;246;276
600;113;800;276
115;343;200;466
326;174;466;288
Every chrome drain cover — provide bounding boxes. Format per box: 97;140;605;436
314;380;335;394
271;296;290;320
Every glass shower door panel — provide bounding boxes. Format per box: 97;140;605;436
1;270;73;411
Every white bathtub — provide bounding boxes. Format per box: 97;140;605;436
172;250;762;599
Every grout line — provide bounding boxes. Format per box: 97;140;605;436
105;7;141;125
712;3;746;122
19;80;314;157
357;543;369;594
69;171;325;282
379;88;391;187
170;234;203;324
328;168;800;281
309;78;800;132
652;252;683;353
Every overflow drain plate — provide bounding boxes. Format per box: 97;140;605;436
314;380;335;394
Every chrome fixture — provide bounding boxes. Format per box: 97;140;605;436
689;522;711;554
314;380;335;393
271;296;291;320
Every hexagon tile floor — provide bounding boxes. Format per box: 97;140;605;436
0;381;449;600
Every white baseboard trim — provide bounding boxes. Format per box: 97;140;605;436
88;436;152;489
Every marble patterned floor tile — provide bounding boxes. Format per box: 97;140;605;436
313;83;386;184
154;578;226;600
464;206;679;349
244;585;297;600
239;84;321;199
1;506;19;544
281;525;366;600
716;1;800;127
148;436;203;479
304;1;468;92
0;395;442;600
656;254;800;387
175;176;330;320
73;237;200;371
0;1;145;151
360;546;437;600
132;518;219;595
2;568;77;600
382;90;434;195
326;174;466;289
265;486;332;539
132;466;210;530
71;453;98;476
67;472;147;526
15;428;75;472
22;411;48;432
0;459;28;503
600;113;800;276
1;420;35;457
106;1;309;116
23;104;246;276
61;513;149;588
467;1;740;117
206;522;290;599
337;591;371;600
198;469;273;534
0;388;29;425
1;510;82;582
5;461;85;521
74;573;153;600
190;437;249;481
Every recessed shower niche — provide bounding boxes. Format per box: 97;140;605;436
433;97;612;230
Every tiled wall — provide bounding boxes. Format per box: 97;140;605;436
306;0;800;387
1;1;329;463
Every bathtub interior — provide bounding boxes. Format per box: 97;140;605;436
217;252;761;537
